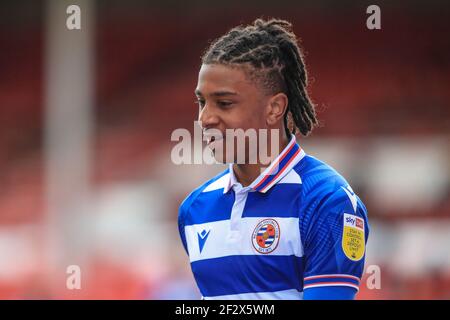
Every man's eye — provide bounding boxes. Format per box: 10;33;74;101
217;101;233;108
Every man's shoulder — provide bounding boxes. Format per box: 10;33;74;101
294;154;367;215
294;154;350;195
179;168;230;214
295;154;369;239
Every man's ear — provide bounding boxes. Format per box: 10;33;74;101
266;92;288;126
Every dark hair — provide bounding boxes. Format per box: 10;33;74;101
202;18;318;137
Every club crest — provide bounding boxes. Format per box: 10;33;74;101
252;219;280;254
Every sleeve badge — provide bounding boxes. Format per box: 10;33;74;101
342;213;365;261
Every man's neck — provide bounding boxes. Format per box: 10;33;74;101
232;133;291;188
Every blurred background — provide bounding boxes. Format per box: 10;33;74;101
0;0;449;299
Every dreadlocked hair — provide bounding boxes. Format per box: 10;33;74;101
202;18;318;137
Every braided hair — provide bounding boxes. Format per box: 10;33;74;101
202;18;318;137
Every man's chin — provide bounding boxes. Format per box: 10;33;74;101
209;149;234;164
211;151;226;164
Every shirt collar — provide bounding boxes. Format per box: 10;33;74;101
224;135;306;194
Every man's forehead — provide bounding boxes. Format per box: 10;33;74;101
196;64;255;96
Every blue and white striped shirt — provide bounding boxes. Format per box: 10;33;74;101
178;136;369;299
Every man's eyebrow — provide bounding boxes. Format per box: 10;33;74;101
195;90;238;97
211;91;238;97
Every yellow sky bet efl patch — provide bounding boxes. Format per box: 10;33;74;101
342;213;365;261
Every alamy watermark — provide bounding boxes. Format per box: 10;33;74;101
66;264;81;290
66;5;81;30
171;121;281;168
366;5;381;30
63;264;381;291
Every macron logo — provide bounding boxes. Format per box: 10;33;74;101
197;229;210;253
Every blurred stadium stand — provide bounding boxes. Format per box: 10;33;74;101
0;0;449;299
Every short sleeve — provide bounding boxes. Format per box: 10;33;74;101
178;200;189;255
301;185;370;293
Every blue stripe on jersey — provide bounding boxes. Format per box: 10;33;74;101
242;184;301;218
191;255;304;297
303;286;356;300
184;190;235;226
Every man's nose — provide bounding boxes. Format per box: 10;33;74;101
198;104;219;129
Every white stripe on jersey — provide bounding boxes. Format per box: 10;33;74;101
184;217;303;262
202;173;230;193
203;289;303;300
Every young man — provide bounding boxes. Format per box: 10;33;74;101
178;18;369;300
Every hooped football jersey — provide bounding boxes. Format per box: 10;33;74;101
178;136;369;299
